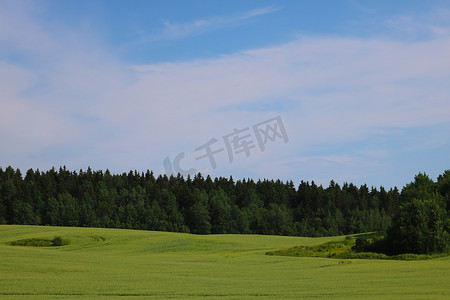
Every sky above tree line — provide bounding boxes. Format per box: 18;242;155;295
1;0;449;188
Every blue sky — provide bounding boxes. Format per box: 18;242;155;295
1;0;449;188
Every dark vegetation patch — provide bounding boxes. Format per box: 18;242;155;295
10;236;69;247
266;234;450;260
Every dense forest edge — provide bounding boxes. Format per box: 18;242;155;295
1;166;449;255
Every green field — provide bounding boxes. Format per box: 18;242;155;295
0;225;449;299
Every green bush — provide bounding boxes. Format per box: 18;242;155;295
352;237;370;252
10;236;68;247
267;234;450;261
10;238;53;247
52;236;64;246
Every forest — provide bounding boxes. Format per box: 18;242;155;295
0;166;449;252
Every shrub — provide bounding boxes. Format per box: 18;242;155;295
52;236;64;246
352;237;370;252
10;236;68;247
10;238;52;247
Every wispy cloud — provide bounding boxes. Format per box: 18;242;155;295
153;6;280;41
384;8;450;39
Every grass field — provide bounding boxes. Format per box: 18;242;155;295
0;225;449;299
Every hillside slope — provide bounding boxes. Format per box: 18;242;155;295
0;225;449;299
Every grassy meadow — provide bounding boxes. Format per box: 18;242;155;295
0;225;449;299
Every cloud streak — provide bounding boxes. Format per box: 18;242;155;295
383;8;450;39
153;6;280;41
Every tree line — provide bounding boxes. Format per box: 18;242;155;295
0;166;449;243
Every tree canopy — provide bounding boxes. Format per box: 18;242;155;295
1;166;449;254
386;173;450;254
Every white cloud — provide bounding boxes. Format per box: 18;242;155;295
384;8;450;39
92;34;450;184
0;1;53;53
152;6;280;41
